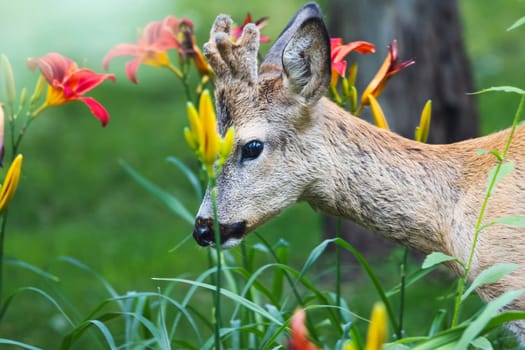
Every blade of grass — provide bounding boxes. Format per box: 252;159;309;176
120;159;194;224
167;156;203;199
0;339;43;350
4;257;59;281
155;277;283;325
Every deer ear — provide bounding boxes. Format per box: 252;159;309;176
282;17;331;103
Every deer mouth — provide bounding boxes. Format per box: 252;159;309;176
193;217;247;248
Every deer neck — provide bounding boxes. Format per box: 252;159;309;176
303;98;462;255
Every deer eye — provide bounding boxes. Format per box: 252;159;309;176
241;140;264;161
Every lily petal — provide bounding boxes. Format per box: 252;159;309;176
78;96;110;127
28;53;76;85
102;43;142;70
124;57;144;84
65;68;116;96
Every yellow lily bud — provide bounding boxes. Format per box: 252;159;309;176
199;91;220;166
0;55;16;112
349;86;358;114
348;62;358;87
220;127;235;160
184;127;198;152
186;102;204;154
415;100;432;143
368;95;390;130
342;78;351;98
30;75;47;112
365;303;388;350
0;154;23;214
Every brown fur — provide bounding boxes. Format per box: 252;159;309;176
195;3;525;340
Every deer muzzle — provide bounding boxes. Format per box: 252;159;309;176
193;216;247;247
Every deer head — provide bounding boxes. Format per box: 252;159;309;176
193;3;331;247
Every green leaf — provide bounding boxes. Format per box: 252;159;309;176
422;252;458;269
507;16;525;31
462;263;519;301
4;257;59;282
454;288;525;350
0;339;42;350
475;149;503;161
166;156;203;199
470;336;493;350
469;86;525;95
487;161;514;193
155;277;284;326
120;160;194;224
428;309;448;337
491;215;525;227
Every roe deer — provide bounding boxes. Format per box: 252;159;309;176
193;2;525;339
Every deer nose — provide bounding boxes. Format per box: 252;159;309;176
193;217;214;247
193;217;248;247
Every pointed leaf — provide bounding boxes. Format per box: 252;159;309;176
487;161;514;193
0;339;42;350
469;86;525;95
470;336;493;350
4;257;59;282
422;252;458;269
462;263;519;301
120;160;193;224
490;215;525;227
507;16;525;31
166;156;203;199
454;289;525;350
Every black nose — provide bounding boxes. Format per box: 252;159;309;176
193;217;214;246
192;217;248;247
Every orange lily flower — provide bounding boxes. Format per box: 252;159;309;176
331;38;375;79
361;40;415;106
103;16;192;83
232;13;270;43
28;53;115;126
287;309;319;350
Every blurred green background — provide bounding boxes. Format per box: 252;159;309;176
0;0;524;347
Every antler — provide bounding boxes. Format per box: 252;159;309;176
204;15;260;86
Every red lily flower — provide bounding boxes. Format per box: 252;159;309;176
103;16;193;83
361;39;415;106
28;53;115;127
232;13;270;43
331;38;376;78
287;309;319;350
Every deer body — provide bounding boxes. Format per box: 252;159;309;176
193;3;525;339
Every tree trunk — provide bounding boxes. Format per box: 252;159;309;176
324;0;479;258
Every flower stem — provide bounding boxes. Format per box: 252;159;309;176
167;63;193;102
0;210;8;319
209;175;223;349
451;94;525;326
335;218;342;313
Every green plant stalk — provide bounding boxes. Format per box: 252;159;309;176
253;233;322;343
0;211;8;317
335;218;342;314
210;175;223;349
399;247;409;335
451;94;525;326
0;108;34;319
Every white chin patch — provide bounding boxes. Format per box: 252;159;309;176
220;237;244;249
